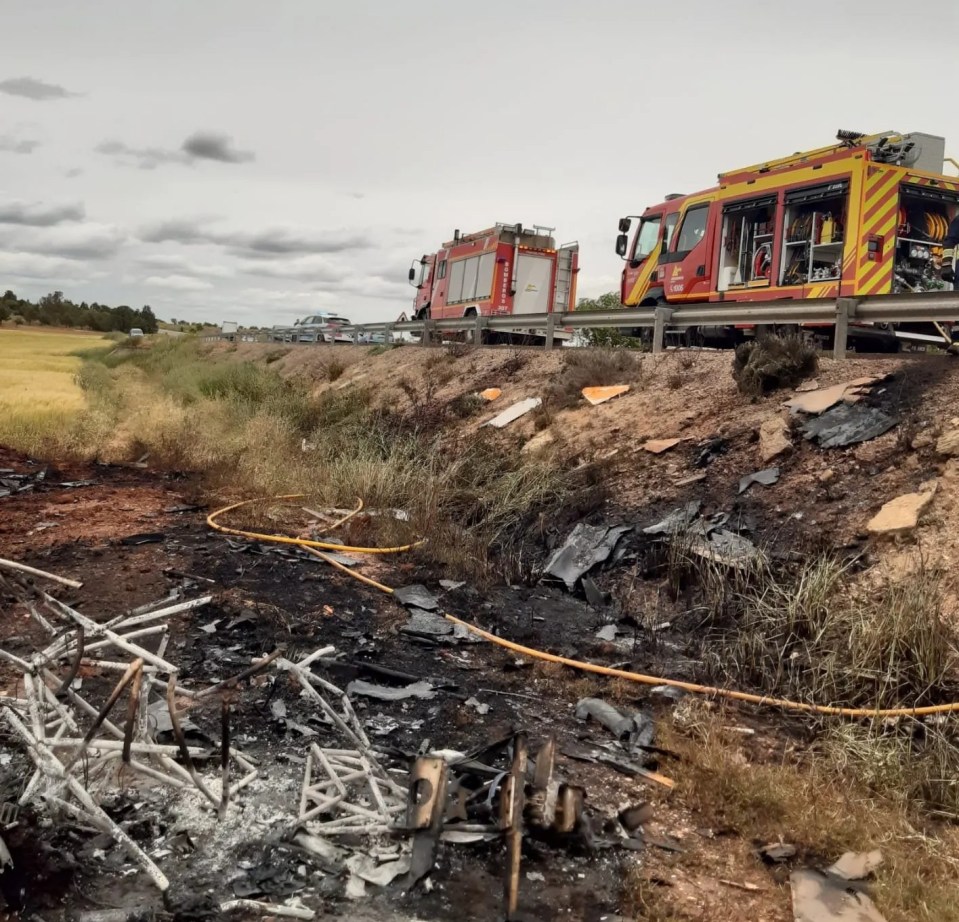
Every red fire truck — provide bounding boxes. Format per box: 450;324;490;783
615;130;959;350
409;223;579;342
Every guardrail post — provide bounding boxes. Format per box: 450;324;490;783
422;321;434;346
833;298;857;360
652;307;673;355
473;312;485;345
385;324;394;345
544;312;556;351
353;326;361;345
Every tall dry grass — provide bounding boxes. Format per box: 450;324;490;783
0;337;573;579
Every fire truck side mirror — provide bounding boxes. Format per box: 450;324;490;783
615;234;629;258
618;217;632;233
408;266;417;283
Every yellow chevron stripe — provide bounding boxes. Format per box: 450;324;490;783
863;171;900;214
626;255;660;304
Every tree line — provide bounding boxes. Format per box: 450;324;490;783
0;290;159;334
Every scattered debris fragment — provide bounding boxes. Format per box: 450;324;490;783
464;696;491;715
595;624;620;642
641;438;681;454
827;850;883;881
482;397;542;429
760;842;797;863
581;575;606;609
796;379;819;392
346;679;436;701
785;376;887;415
738;467;780;494
220;899;316;920
693;437;728;468
790;869;888;922
575;698;655;757
719;878;763;893
674;472;707;487
582;385;630;406
479;387;502;401
642;501;701;536
401;609;455;639
801;403;897;448
543;522;632;590
393;584;440;611
690;528;759;567
867;490;935;535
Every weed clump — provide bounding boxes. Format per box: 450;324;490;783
732;332;817;396
548;348;644;410
697;552;957;712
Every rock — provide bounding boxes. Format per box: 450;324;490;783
759;416;792;463
866;491;935;536
817;469;836;484
911;430;936;450
935;428;959;457
522;430;555;454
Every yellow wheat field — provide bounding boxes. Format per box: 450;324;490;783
0;328;112;413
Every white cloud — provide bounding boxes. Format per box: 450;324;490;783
144;274;214;291
0;251;83;278
8;223;126;260
138;253;235;278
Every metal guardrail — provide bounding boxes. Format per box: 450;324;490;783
209;290;959;359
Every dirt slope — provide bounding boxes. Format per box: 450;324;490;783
219;341;959;615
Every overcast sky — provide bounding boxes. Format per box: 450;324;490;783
1;0;956;326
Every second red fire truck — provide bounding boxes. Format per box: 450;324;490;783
409;223;579;343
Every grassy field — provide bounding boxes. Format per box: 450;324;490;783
0;327;116;458
0;328;114;414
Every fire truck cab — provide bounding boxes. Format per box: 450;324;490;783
409;223;579;343
616;131;958;349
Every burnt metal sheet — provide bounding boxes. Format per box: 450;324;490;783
801;404;897;449
642;501;702;536
543;523;632;590
738;467;780;494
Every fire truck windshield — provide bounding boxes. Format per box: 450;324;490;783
632;216;662;261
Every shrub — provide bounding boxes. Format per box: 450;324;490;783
732;332;817;396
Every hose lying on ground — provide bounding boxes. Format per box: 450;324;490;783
207;496;959;720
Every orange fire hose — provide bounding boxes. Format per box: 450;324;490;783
207;496;959;720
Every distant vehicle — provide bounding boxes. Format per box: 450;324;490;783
271;313;355;344
129;328;144;338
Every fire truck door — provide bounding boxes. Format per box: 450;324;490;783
513;254;553;315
